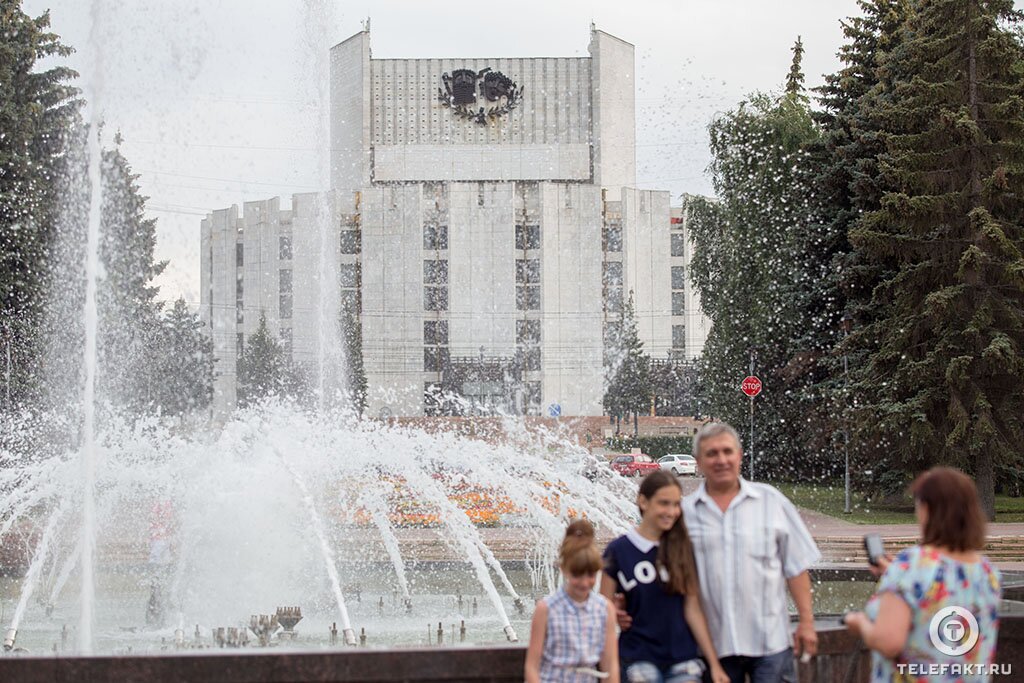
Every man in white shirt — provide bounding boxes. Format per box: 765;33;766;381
683;422;820;683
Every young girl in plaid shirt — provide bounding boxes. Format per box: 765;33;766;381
525;520;619;683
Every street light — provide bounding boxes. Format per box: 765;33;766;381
840;313;853;514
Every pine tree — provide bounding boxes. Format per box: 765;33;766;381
785;36;806;98
151;298;214;416
97;139;168;411
0;2;80;409
603;293;651;435
850;0;1024;518
237;312;304;407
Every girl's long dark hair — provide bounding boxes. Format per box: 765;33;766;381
638;470;698;595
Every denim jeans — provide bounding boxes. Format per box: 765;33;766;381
711;648;796;683
623;658;706;683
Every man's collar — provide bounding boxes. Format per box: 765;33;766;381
694;477;760;505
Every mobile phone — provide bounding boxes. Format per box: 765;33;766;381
864;533;885;566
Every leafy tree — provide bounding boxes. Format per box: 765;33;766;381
688;44;820;478
785;36;806;97
0;2;80;409
237;312;303;407
603;293;651;435
151;298;214;416
848;0;1024;518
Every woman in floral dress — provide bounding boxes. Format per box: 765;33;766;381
844;467;1002;682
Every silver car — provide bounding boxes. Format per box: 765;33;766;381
658;454;697;476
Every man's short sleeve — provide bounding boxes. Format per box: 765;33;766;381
776;493;822;578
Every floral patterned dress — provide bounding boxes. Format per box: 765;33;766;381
865;545;1001;682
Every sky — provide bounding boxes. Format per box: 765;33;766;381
25;0;883;307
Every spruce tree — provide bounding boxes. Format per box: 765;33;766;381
850;0;1024;518
603;293;651;435
0;2;80;408
785;0;912;472
237;312;304;407
152;298;214;416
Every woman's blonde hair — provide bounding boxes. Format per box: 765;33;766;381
560;519;602;575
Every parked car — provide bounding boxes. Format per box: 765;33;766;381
610;453;660;478
658;454;697;477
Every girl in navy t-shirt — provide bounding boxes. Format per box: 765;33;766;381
600;470;728;683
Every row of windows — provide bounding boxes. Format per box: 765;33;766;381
232;221;673;265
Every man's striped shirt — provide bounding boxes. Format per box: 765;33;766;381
683;478;821;658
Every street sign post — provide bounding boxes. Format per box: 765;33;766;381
741;372;762;479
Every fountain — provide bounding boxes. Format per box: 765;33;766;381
0;399;640;655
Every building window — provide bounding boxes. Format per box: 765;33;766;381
516;286;540;311
424;286;448;311
606;286;623;314
525;381;542;408
424;320;449;346
340;230;360;255
423;259;449;284
516;320;541;345
236;333;244;356
279;269;292;294
236;305;244;325
281;327;293;354
236;243;244;267
515;224;540;250
672;291;686;317
424;224;448;250
280;293;293;319
423;346;450;372
672;324;686;350
279;235;292;260
340;263;359;288
671;233;687;257
340;288;359;312
671;266;687;291
603;262;623;287
521;346;541;371
515;259;540;284
603;225;622;252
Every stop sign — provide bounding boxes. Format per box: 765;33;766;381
741;376;762;398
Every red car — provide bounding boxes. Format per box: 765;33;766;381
610;453;660;478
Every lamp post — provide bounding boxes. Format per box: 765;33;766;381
840;313;853;514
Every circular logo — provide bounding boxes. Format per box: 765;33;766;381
928;606;979;657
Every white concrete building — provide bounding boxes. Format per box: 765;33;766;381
201;27;710;417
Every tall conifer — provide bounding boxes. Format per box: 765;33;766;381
850;0;1024;517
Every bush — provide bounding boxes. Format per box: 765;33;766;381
605;436;694;458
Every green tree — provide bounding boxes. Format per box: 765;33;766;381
603;293;651;435
849;0;1024;518
688;48;820;477
784;0;912;471
785;36;806;98
151;298;214;416
0;2;80;409
237;312;304;407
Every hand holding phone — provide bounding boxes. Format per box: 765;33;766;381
863;533;885;567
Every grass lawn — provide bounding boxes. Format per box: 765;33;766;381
774;483;1024;524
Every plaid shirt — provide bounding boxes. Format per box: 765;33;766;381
540;587;608;683
683;479;821;658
